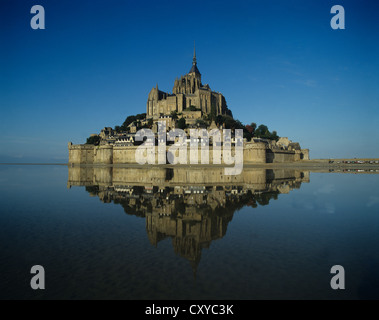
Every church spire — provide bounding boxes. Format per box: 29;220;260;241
193;42;197;66
189;42;201;75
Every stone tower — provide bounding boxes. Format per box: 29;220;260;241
173;44;202;95
146;45;231;119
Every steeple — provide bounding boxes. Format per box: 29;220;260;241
193;42;197;65
189;42;201;75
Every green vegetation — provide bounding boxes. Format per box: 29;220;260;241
177;117;187;130
119;113;146;131
195;119;207;128
254;125;279;141
86;135;100;145
109;110;279;142
249;122;257;131
255;191;279;206
188;106;201;111
170;111;178;120
215;116;278;141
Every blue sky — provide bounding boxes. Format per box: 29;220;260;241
1;0;378;162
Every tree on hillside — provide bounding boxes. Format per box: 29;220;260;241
195;119;207;128
177;117;187;130
86;135;100;145
120;113;147;131
245;125;254;134
271;130;279;141
243;128;253;141
170;111;178;120
254;124;279;140
136;113;146;120
255;125;269;138
223;116;244;130
121;115;137;131
215;115;225;127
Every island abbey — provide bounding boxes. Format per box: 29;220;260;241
68;47;309;166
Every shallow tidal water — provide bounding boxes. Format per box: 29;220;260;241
0;164;378;300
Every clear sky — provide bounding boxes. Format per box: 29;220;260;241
1;0;378;162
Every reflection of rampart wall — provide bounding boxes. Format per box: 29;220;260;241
68;166;310;189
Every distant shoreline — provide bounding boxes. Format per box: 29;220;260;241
1;158;379;165
1;159;379;172
0;163;68;166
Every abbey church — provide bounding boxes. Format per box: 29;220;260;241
146;46;232;119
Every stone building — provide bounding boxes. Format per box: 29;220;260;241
146;46;231;119
99;127;114;139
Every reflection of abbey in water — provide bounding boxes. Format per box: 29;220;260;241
68;167;309;270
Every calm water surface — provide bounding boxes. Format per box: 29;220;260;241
0;165;378;299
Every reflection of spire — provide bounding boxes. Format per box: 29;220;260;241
190;255;200;281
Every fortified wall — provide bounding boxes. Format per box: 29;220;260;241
68;142;309;165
